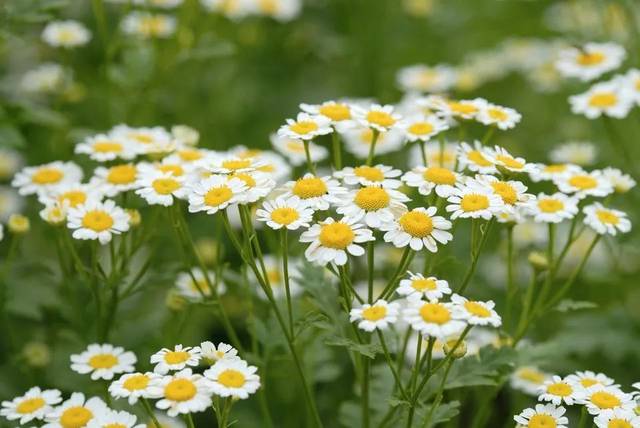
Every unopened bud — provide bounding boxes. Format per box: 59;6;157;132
8;214;30;234
126;209;141;227
528;251;549;271
23;341;51;367
443;339;467;359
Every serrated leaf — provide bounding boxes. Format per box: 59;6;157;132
422;400;460;427
440;346;517;390
324;335;381;359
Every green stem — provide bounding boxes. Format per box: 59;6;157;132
367;241;374;303
281;229;294;338
379;248;414;300
505;226;515;331
140;398;161;428
480;125;496;145
366;129;380;166
362;342;370;428
376;330;409;400
421;358;454;428
456;219;494;294
303;140;317;175
185;413;195;428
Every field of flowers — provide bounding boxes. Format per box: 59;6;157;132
1;0;640;427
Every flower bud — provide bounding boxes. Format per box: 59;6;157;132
195;238;219;265
126;209;141;227
8;214;30;234
40;203;67;226
166;290;187;311
528;251;549;271
22;341;51;367
443;339;467;359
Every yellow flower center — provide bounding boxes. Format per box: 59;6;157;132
164;351;190;364
292;177;327;199
82;210;114;232
32;168;64;184
289;121;319;135
59;191;87;207
319;222;355;249
178;149;203;161
590;391;621;409
271;207;300;225
544;164;567;173
464;301;491;317
319;103;351;121
608;419;632;428
16;398;45;414
419;303;451;324
491;182;517;205
423;167;456;185
487;108;508;121
152;178;180;195
164;379;197;402
362;305;388;321
408;122;434;135
229;173;255;188
131;133;153;144
366;111;396;127
581;378;599;388
267;269;281;285
569;175;597;190
538;199;564;213
354;166;384;182
528;414;557;428
107;165;137;184
577;51;605;66
467;150;492;167
93;142;122;153
105;424;127;428
411;278;436;291
157;164;184;176
139;16;168;36
204;186;232;207
596;210;620;225
189;279;210;294
218;369;246;388
60;406;93;428
429;151;455;167
123;374;150;391
589;92;617;108
285;141;306;153
518;368;545;383
222;159;252;171
448;101;478;116
495;154;524;169
398;211;433;237
354;187;391;211
88;353;118;369
547;382;573;397
460;194;490;212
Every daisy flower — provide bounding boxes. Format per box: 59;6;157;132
20;63;67;94
171;124;199;145
402;165;460;198
187;175;247;215
43;393;108;428
226;171;275;204
446;185;504;220
138;160;191;179
299;216;374;266
602;167;636;193
277;112;332;141
150;345;202;375
200;342;240;364
457;141;497;174
511;366;553;396
583;203;631;236
38;182;104;210
42;20;91;48
156;369;214;416
403;299;466;338
175;268;223;301
486;146;536;174
1;387;62;425
91;164;141;197
281;174;347;211
109;372;163;405
335;185;409;229
203;155;267;175
86;410;144;428
577;385;635;415
349;300;399;332
471;175;533;212
565;371;616;389
121;12;177;39
270;134;328;166
569;81;634;119
436;98;487;120
334;164;403;188
382;207;453;252
450;294;501;327
549;142;597;166
399;114;449;142
204;359;261;400
12;161;83;196
40;201;69;225
75;134;137;162
165;148;211;166
476;103;522;130
67;199;131;244
256;196;313;230
353;104;402;132
554;170;613;199
594;408;640;428
341;127;405;159
529;163;582;182
136;170;189;206
396;64;457;93
70;343;137;381
396;272;451;301
525;193;578;224
513;403;568;428
556;42;626;82
300;100;354;127
538;376;578;405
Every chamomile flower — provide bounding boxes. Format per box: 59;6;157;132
204;156;266;175
92;164;141;197
67;199;130;244
511;366;553;396
402;165;460;197
594;408;640;428
334;165;403;188
42;20;91;48
175;268;224;301
349;300;399;332
450;294;501;327
300;216;374;266
446;185;504;220
353;104;402;132
471;175;533;211
436;98;487;120
38;182;103;210
156;369;214;416
204;359;260;400
109;372;163;405
602;167;636;193
397;272;451;301
278;112;332;141
382;207;453;252
555;170;613;199
110;125;173;153
538;376;578;405
256;196;313;230
300;100;354;127
138;160;191;179
529;163;582;182
525;193;578;223
396;64;457;93
556;42;626;82
399;114;449;142
565;371;616;389
569;81;634;119
200;342;240;364
342;127;405;159
151;345;202;375
44;393;108;428
20;63;67;94
227;171;275;204
1;387;62;425
70;344;137;381
549;142;597;166
75;134;137;162
121;12;177;39
403;299;466;338
577;385;635;415
87;410;144;428
281;174;347;211
270;134;328;166
335;186;409;229
187;175;247;215
476;103;521;130
12;161;83;196
135;171;188;206
457;141;497;174
486;146;536;174
40;201;69;225
513;403;568;428
583;203;631;235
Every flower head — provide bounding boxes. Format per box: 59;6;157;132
150;345;202;375
156;369;214;416
300;217;374;266
109;372;163;405
70;343;137;381
513;403;568;428
382;207;453;251
556;42;626;82
583;203;631;235
67;199;131;244
42;20;91;48
403;299;466;338
256;196;313;230
1;387;61;425
44;393;108;428
349;300;399;332
397;272;451;301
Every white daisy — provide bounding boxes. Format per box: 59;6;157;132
20;63;67;94
156;369;214;416
335;186;409;229
135;170;188;206
525;193;578;224
397;272;451;301
334;164;403;189
403;299;466;339
138;160;192;179
91;164;141;197
446;185;504;220
75;134;137;162
399;114;449;142
38;182;104;210
556;42;626;82
42;20;91;48
43;393;108;428
402;165;460;198
281;173;347;211
270;134;328;166
187;175;247;215
538;376;578;405
349;300;399;332
470;175;533;212
602;167;636;193
450;294;501;327
200;342;240;364
549;142;598;166
278;112;332;141
204;359;260;400
40;201;69;225
12;161;83;196
569;81;634;119
300;216;374;266
175;268;224;301
86;409;145;428
202;156;266;175
67;199;131;245
300;100;355;127
529;163;582;182
381;207;453;252
171;124;199;145
435;98;487;120
226;171;275;204
486;146;536;174
577;385;635;415
109;372;163;405
396;64;457;93
121;12;177;39
565;371;616;390
110;125;175;155
513;403;568;428
594;408;640;428
256;196;313;230
353;104;402;132
511;366;553;396
1;387;62;425
150;345;202;375
583;203;631;236
341;126;405;159
476;103;521;130
457;141;497;174
70;343;137;381
554;170;613;199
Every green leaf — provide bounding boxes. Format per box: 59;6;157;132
324;335;381;359
554;299;598;312
422;401;460;427
441;346;517;390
